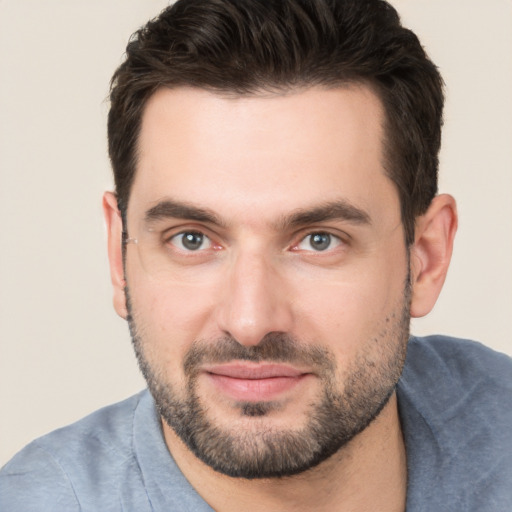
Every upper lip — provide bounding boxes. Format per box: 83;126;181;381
202;363;308;379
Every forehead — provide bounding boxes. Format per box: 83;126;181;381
130;85;398;227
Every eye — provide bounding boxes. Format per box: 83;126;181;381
169;231;212;251
295;232;342;252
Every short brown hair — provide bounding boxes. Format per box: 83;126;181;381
108;0;443;245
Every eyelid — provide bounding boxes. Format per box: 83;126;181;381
289;228;350;251
169;231;212;251
298;233;341;252
161;224;224;253
160;222;217;241
155;222;350;253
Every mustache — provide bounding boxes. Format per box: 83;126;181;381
183;333;335;377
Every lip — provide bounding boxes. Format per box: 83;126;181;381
202;363;312;402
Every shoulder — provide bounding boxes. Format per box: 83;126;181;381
404;335;512;384
400;334;512;429
0;391;149;511
398;336;512;511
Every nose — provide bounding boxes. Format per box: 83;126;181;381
215;250;294;347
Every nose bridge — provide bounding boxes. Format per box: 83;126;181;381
216;245;293;346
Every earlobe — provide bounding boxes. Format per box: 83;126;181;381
102;191;128;319
410;194;458;318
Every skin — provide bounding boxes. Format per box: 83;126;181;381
104;85;457;511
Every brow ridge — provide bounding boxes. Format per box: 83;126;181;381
279;200;371;229
144;200;225;227
144;198;371;230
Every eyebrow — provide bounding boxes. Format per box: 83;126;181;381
279;200;371;229
144;200;226;227
143;198;371;230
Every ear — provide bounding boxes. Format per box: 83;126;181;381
410;194;458;318
103;191;128;319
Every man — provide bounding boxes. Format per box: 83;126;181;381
1;0;511;510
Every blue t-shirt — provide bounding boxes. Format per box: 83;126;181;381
1;336;511;511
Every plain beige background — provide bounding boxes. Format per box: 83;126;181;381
0;0;511;466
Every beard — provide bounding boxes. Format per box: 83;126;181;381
126;279;411;479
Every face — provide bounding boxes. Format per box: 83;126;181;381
121;85;411;478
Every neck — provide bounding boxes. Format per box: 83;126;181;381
162;392;407;512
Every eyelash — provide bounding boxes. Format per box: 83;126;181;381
164;228;348;255
291;232;345;253
168;231;213;251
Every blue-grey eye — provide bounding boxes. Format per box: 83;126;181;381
170;231;211;251
297;232;341;252
309;233;331;251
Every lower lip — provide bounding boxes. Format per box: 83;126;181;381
205;373;310;402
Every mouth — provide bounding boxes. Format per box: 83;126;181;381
201;362;313;402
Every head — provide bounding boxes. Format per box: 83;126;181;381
104;0;456;479
108;0;444;246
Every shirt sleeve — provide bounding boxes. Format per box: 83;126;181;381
0;443;80;512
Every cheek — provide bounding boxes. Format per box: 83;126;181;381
293;283;378;350
290;253;408;356
127;267;221;354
